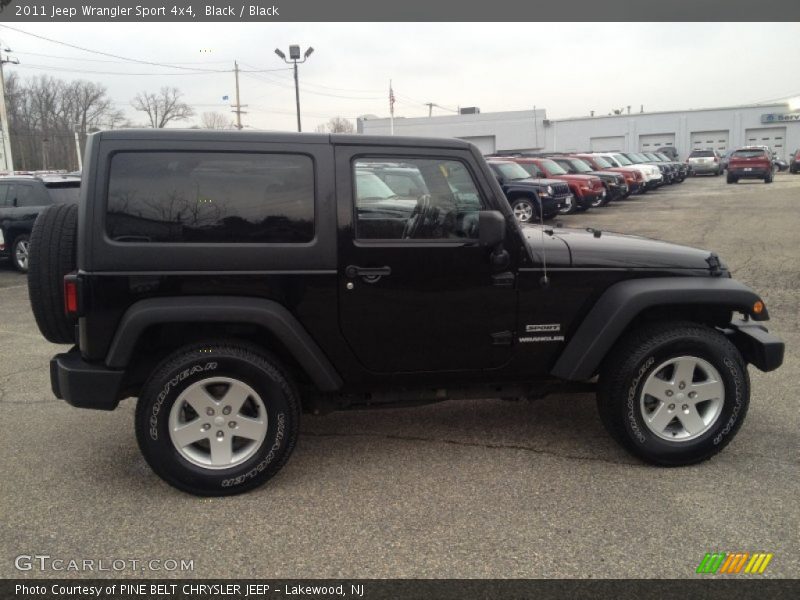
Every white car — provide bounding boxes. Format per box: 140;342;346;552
591;152;663;191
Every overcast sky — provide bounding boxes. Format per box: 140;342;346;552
2;22;799;131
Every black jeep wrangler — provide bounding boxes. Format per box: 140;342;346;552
29;130;784;496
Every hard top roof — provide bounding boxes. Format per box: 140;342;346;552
93;128;472;150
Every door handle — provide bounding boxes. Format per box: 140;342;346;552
345;265;391;279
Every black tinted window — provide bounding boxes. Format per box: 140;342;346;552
689;150;715;157
353;158;484;240
732;149;767;159
14;184;48;207
0;183;10;206
46;184;80;204
107;152;314;243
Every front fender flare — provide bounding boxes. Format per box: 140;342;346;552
105;296;343;392
550;277;765;381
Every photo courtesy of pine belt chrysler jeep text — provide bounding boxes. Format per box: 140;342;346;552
27;130;784;496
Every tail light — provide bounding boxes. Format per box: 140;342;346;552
63;275;79;316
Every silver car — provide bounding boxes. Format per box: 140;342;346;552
687;149;723;176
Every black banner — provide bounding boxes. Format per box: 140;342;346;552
4;579;800;600
1;0;800;22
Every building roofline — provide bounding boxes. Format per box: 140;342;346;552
549;103;793;123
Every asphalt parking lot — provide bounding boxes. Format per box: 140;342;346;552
1;172;798;579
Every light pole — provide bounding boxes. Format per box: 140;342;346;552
274;45;314;132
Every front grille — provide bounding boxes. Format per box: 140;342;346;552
551;183;570;196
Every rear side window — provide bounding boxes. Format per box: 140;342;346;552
106;152;314;243
731;149;767;159
0;182;10;206
45;184;80;204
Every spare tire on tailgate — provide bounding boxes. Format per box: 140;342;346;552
27;203;79;344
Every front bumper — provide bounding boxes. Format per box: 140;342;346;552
723;319;784;372
50;350;125;411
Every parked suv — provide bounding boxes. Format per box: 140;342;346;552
791;149;800;174
687;149;723;176
727;147;774;184
622;152;674;184
30;130;783;496
504;157;603;213
591;152;662;191
486;160;567;221
549;156;626;203
574;153;643;195
0;175;81;272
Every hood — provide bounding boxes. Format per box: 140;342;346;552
513;177;567;187
551;173;597;183
523;226;720;270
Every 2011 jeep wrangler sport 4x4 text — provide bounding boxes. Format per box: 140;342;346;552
28;130;784;496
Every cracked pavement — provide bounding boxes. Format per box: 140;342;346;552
0;173;798;579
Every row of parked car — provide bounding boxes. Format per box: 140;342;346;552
482;150;686;222
687;146;795;177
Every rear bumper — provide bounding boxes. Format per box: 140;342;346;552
50;350;125;410
729;167;770;178
724;319;784;372
689;163;719;173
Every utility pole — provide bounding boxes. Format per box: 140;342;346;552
0;43;18;173
425;102;434;117
231;61;247;130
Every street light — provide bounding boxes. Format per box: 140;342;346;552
275;45;314;132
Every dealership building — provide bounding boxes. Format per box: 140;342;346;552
357;103;800;160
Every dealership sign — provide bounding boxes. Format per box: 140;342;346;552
761;112;800;123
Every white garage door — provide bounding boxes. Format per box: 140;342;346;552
744;127;787;160
639;133;675;152
458;135;496;155
690;130;730;154
590;136;625;152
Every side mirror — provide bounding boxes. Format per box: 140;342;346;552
479;210;506;247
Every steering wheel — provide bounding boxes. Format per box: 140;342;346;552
402;194;433;239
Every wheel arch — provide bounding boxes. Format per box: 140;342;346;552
551;277;767;381
106;296;343;393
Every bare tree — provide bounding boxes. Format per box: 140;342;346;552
6;74;122;170
315;117;355;133
132;87;194;128
200;111;234;130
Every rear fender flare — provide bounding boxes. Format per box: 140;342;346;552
105;296;343;392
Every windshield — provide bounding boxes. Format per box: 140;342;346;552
643;153;660;161
517;163;545;178
567;158;593;173
655;152;670;161
591;156;613;168
612;153;632;165
627;153;648;163
45;184;80;203
494;162;531;181
732;149;767;159
538;159;567;175
355;171;398;201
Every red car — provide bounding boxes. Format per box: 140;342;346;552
790;149;800;174
727;147;774;184
506;157;604;213
574;153;644;195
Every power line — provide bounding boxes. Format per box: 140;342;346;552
0;24;233;72
13;63;229;76
15;50;234;65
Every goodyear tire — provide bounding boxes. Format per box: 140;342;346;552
597;321;749;466
135;341;301;496
27;203;78;344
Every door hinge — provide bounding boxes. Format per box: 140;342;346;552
491;331;513;346
492;272;515;288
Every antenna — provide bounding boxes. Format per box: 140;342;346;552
536;194;549;287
